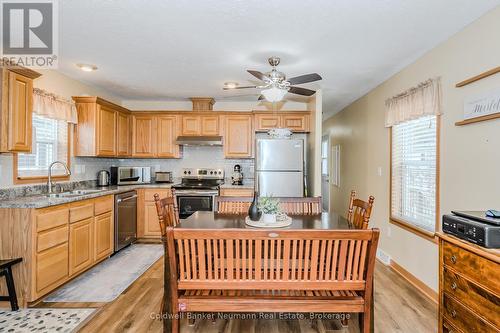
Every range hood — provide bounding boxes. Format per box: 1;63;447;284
175;136;223;146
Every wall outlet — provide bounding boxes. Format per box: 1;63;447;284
377;167;382;177
376;249;391;265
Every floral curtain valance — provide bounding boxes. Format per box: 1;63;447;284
385;77;442;127
33;88;78;124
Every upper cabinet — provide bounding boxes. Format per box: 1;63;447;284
254;111;310;132
116;111;131;157
223;114;253;158
181;114;220;136
73;97;128;157
131;114;180;158
0;67;41;153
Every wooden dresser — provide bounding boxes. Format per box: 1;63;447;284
437;233;500;333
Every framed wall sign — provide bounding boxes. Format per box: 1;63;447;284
456;90;500;126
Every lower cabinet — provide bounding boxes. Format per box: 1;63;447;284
69;218;93;276
35;242;69;295
94;212;113;262
137;188;172;239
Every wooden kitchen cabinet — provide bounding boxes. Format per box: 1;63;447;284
223;114;253;158
73;96;130;157
94;211;113;262
117;111;131;156
157;115;180;158
137;188;172;239
0;67;41;152
131;114;156;157
181;114;220;136
69;218;93;276
254;111;310;132
35;242;69;295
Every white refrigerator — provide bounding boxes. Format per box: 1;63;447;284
256;138;304;197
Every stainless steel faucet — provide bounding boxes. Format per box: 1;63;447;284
47;161;71;194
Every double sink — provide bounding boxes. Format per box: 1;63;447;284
45;189;108;198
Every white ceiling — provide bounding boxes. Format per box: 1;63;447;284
58;0;500;117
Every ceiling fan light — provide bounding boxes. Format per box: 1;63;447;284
261;86;287;102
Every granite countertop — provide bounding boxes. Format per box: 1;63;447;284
220;179;255;189
0;183;174;209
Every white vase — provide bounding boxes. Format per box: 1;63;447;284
262;213;276;223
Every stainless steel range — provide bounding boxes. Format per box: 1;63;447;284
172;168;224;218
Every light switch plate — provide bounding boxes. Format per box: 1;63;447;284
377;167;382;177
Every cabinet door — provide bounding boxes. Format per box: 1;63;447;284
157;116;180;158
224;115;253;158
35;242;68;295
69;218;93;276
143;201;161;237
8;71;33;152
255;114;281;131
132;115;156;157
97;106;117;156
201;115;219;135
116;111;130;157
182;116;200;135
94;212;113;262
282;114;309;132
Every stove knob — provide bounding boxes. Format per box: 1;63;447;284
210;171;214;175
187;171;191;174
218;171;222;174
184;171;187;174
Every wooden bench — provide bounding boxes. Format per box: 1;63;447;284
216;196;322;215
164;227;379;332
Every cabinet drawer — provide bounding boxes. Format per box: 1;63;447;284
219;188;253;197
282;114;309;132
36;242;69;293
37;225;69;253
444;267;500;327
443;294;498;333
144;188;171;202
443;241;499;294
35;205;69;232
69;200;94;223
94;195;114;215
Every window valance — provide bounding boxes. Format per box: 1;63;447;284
33;88;78;124
385;78;442;127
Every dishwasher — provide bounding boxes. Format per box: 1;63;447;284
114;191;137;252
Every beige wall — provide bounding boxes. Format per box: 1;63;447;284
323;7;500;291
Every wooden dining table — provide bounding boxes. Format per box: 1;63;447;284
165;211;374;333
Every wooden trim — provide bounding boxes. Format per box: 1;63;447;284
390;217;438;243
13;126;72;185
389;115;441;242
72;96;130;114
389;259;438;304
2;65;41;80
455;66;500;87
436;232;500;264
455;112;500;126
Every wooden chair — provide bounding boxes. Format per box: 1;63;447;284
154;189;179;236
216;196;322;215
347;190;375;230
164;227;380;333
0;258;22;310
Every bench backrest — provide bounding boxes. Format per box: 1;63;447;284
167;228;379;292
216;196;322;215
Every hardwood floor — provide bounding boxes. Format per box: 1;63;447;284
38;258;437;332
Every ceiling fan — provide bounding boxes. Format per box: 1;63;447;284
223;56;322;102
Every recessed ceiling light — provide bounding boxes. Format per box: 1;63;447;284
76;63;98;72
224;82;239;89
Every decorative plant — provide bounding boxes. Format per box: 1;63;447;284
257;196;281;215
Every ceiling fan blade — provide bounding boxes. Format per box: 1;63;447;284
258;95;265;101
287;73;322;85
223;85;257;90
288;86;316;96
247;70;268;81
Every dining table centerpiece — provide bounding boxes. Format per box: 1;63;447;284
258;196;280;223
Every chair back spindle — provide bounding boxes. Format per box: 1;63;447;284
154;189;179;236
347;190;374;229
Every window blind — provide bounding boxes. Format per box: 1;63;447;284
391;115;437;233
17;114;69;178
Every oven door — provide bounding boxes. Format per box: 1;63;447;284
176;191;217;219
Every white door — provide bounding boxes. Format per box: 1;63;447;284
321;136;330;212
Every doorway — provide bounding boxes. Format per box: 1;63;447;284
321;135;330;212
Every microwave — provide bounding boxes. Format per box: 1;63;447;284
110;167;151;185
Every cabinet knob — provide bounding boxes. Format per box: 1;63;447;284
450;255;457;264
451;310;457;318
451;282;457;290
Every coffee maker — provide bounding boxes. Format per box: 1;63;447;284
231;164;243;185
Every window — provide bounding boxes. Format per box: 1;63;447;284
16;114;69;180
391;115;438;235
